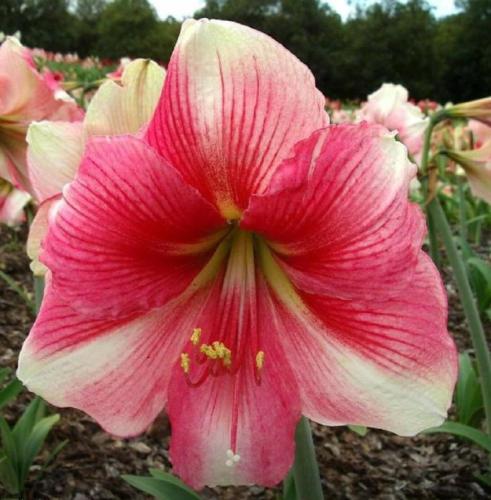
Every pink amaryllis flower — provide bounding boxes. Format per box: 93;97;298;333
0;37;83;193
358;83;428;157
18;20;457;488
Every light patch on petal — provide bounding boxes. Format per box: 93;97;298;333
27;121;84;202
85;59;165;137
17;283;207;437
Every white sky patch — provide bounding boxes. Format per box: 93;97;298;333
150;0;459;21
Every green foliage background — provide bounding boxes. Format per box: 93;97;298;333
1;0;489;102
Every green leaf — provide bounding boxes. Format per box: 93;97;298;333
282;469;297;500
424;421;491;453
0;379;23;411
12;397;44;442
455;352;484;426
348;425;368;437
467;257;491;313
0;453;20;494
476;471;491;487
148;468;195;492
0;418;18;472
19;414;60;485
122;474;200;500
0;368;10;385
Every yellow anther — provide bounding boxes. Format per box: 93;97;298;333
190;327;202;345
180;353;190;374
256;351;265;370
200;341;232;367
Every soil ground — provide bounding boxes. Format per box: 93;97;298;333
0;224;489;499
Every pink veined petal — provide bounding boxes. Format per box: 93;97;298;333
260;246;457;435
42;135;226;318
242;123;425;300
27;121;84;202
145;19;328;218
167;244;300;488
17;281;208;437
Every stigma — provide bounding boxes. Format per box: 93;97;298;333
225;448;241;467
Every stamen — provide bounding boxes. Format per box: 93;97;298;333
190;327;201;345
200;341;232;368
255;350;265;370
180;353;190;374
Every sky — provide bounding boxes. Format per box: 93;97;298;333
150;0;459;21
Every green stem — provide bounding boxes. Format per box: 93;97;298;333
429;198;491;435
420;115;440;268
292;417;324;500
456;176;468;242
427;208;441;269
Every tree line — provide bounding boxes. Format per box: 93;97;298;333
1;0;489;102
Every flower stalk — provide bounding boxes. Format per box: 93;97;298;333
428;198;491;434
420;112;491;436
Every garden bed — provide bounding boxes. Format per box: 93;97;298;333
0;224;489;499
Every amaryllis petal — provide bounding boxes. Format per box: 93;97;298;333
167;233;300;488
469;119;491;149
42;135;226;317
84;59;165;137
27;121;84;202
0;122;33;189
17;282;199;437
445;142;491;203
27;196;58;276
260;246;457;435
145;19;328;217
168;343;299;488
242;123;425;299
447;96;491;126
0;181;30;226
0;38;58;119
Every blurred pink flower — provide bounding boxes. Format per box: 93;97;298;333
0;37;83;193
358;83;428;157
469;119;491;149
0;180;30;226
18;20;456;489
445;139;491;204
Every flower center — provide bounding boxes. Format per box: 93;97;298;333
178;230;267;388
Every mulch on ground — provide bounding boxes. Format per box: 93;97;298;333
0;223;489;499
